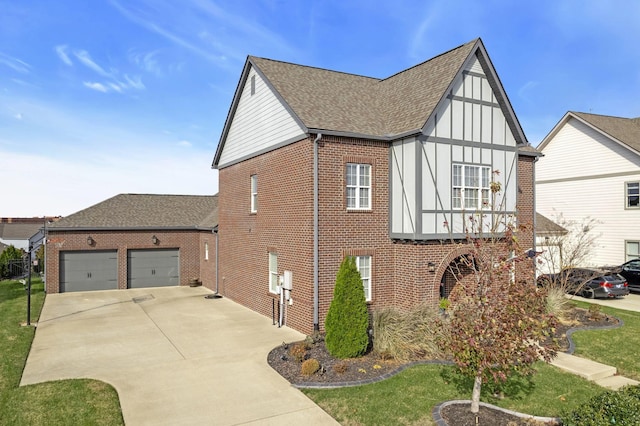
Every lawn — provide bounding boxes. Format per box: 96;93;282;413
304;301;640;426
0;278;123;426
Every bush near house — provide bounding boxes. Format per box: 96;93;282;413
325;256;369;359
0;245;23;279
561;385;640;425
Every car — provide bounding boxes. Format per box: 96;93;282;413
615;259;640;292
537;267;629;299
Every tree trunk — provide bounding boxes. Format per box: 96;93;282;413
471;374;482;414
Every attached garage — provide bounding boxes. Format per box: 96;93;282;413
128;249;180;288
60;250;118;292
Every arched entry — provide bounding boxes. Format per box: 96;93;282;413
434;246;477;300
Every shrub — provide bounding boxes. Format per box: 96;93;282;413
332;362;348;374
561;385;640;425
588;303;603;321
300;358;320;376
289;342;309;363
372;304;446;362
545;286;571;319
325;257;369;359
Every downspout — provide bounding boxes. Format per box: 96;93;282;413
532;155;539;285
313;133;322;332
214;226;219;295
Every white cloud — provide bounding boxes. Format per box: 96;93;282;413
83;81;109;92
124;74;145;90
14;113;23;120
74;50;112;78
0;52;31;74
178;140;192;147
54;45;73;66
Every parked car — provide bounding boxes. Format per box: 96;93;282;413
537;267;629;299
615;259;640;292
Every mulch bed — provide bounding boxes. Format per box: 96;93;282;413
267;305;620;425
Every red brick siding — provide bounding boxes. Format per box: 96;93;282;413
516;154;536;283
45;230;207;293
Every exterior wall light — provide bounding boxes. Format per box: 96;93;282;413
428;262;436;273
152;235;158;245
87;236;94;246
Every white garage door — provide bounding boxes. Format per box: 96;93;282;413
60;251;118;292
127;249;179;289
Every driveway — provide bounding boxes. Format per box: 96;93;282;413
21;286;338;425
570;292;640;313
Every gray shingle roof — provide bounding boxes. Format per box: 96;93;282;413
0;223;43;240
536;213;567;235
249;40;476;137
49;194;218;230
571;112;640;154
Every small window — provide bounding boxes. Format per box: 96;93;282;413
452;164;491;210
346;163;371;210
355;255;372;302
205;242;209;261
250;175;258;213
626;182;639;208
627;241;640;262
250;75;255;95
269;252;278;294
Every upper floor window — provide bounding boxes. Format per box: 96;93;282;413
452;164;490;210
626;182;639;209
250;174;258;213
346;163;371;210
355;255;372;302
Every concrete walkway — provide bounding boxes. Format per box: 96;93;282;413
21;286;339;426
550;294;640;390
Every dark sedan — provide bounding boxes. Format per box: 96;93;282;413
616;259;640;292
537;267;629;299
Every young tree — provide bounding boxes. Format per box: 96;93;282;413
0;245;24;279
325;256;369;359
437;177;558;416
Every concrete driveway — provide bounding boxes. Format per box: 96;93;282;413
21;286;338;425
570;292;640;313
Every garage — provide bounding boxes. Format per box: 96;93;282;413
127;249;180;289
60;250;118;292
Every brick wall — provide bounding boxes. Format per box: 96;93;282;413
45;229;208;293
216;135;539;335
516;154;537;283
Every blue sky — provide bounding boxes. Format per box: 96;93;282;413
2;0;639;217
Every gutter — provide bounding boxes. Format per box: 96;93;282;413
313;133;322;331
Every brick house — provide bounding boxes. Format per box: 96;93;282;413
212;38;540;334
45;194;218;293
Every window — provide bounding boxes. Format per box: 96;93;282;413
627;241;640;262
346;163;371;209
269;252;278;294
250;75;255;95
250;175;258;213
626;182;639;208
204;242;209;261
452;164;490;209
355;255;372;301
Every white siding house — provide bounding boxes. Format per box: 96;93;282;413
536;112;640;266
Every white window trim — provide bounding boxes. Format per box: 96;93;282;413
346;163;371;210
204;242;209;261
452;163;491;210
355;255;372;302
250;175;258;213
626;241;640;262
269;252;278;294
625;181;639;209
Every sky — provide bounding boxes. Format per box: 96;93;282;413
2;0;640;217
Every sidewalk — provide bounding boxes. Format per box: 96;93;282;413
551;352;639;390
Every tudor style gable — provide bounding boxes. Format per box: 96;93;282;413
390;48;523;240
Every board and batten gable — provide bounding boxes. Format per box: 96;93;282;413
216;64;307;169
537;115;640;265
391;54;518;240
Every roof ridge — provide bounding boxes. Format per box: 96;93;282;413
572;111;636;121
250;56;380;81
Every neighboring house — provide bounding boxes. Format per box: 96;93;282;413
536;112;640;266
0;218;48;251
212;38;540;334
535;212;568;275
45;194;218;293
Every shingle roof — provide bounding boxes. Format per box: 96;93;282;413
249;39;478;137
0;223;43;240
571;112;640;154
536;213;567;235
49;194;218;230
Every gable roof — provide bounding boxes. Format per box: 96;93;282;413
0;223;43;241
213;38;529;167
49;194;218;231
538;111;640;155
536;213;567;235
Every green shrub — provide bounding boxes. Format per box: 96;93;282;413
325;257;369;359
301;358;320;376
289;342;309;363
588;303;603;320
372;304;446;362
561;385;640;425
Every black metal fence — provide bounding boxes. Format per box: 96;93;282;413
0;257;42;279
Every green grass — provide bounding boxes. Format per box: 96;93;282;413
571;300;640;381
0;278;123;426
303;362;604;425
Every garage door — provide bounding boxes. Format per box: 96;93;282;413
60;251;118;292
127;249;179;289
